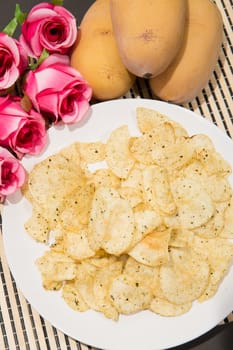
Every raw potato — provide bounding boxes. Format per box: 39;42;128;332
71;0;135;100
110;0;186;78
149;0;223;103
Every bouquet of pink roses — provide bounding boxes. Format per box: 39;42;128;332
0;0;92;202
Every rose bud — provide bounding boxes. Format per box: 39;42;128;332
0;146;26;202
20;2;78;58
0;33;27;91
24;54;92;124
0;95;47;158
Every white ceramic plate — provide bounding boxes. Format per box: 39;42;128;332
2;99;233;350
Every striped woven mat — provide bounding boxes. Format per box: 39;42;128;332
0;0;232;349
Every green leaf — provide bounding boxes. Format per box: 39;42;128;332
51;0;63;5
38;48;50;65
2;4;27;36
3;18;18;37
28;49;50;70
15;4;27;25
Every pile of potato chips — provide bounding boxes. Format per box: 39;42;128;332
23;107;233;320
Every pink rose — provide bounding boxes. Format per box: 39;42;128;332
0;146;26;202
24;54;92;124
0;33;27;91
20;2;78;58
0;95;47;158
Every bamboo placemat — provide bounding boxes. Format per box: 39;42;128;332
0;1;232;349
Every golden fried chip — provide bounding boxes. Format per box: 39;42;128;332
197;149;232;176
78;141;106;163
62;281;90;312
64;229;95;260
193;202;228;238
109;274;152;314
131;208;162;247
204;175;232;202
106;125;135;179
101;197;134;255
93;261;123;320
169;228;194;248
130;123;175;165
88;187;120;251
192;236;233;301
160;247;209;304
36;251;76;282
89;168;120;189
143;165;176;215
136;107;168;133
220;198;233;238
24;204;50;243
129;229;170;267
124;257;159;291
150;297;192;317
171;177;214;229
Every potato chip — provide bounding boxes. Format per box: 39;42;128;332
129;229;171;266
89;168;120;189
150;297;192;317
64;229;95;260
62;281;90;312
92;261;123;320
192;236;233;301
105;125;135;179
88;187;135;255
171;177;214;229
131;208;162;247
204;175;232;202
143;165;176;215
169;228;194;248
130;123;175;165
78;141;106;163
136;107;168;133
160;247;209;304
193;202;228;238
219;197;233;238
118;186;142;208
136;107;188;139
156;138;194;171
36;251;76;282
109;274;152;314
189;134;215;152
61;183;95;226
24;204;50;243
120;164;144;192
124;257;160;292
197;148;232;176
101;197;134;255
88;187;120;251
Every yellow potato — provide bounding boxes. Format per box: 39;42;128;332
71;0;135;100
149;0;223;103
110;0;186;78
